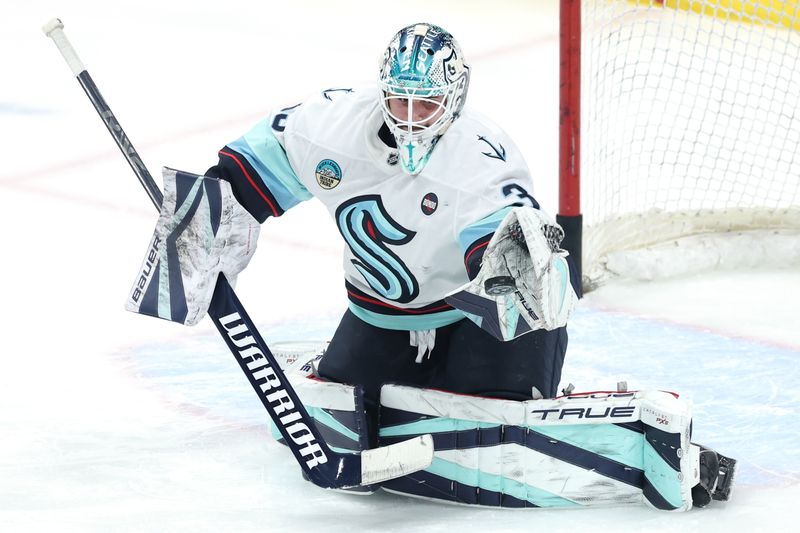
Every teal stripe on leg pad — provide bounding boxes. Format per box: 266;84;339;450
528;424;645;471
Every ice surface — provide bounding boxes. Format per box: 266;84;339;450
1;1;798;531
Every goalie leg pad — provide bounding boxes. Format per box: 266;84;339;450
126;167;260;326
378;384;704;510
269;354;376;493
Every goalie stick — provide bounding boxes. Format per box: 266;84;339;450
42;18;433;489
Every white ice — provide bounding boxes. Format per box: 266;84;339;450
2;1;798;531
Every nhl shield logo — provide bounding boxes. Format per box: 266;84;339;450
421;192;438;215
315;159;342;190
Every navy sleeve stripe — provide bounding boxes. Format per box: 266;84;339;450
218;149;282;219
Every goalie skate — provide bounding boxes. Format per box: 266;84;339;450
691;447;737;507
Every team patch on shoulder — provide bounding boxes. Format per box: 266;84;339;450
421;192;438;215
315;159;342;190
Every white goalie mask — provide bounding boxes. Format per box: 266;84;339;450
378;23;470;175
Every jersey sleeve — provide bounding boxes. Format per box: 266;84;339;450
458;206;514;279
206;104;312;223
453;132;542;279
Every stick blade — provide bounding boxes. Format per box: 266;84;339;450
360;434;434;485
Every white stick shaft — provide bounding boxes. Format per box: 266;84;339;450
42;18;85;77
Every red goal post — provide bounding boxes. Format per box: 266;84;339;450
559;0;800;291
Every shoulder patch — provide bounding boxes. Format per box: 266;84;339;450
315;159;343;189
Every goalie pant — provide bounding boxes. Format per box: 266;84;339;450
315;308;567;448
272;363;734;510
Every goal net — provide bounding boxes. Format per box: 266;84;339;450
574;0;800;288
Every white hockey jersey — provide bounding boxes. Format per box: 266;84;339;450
220;86;540;330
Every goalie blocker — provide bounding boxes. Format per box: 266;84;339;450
126;168;260;326
273;348;735;510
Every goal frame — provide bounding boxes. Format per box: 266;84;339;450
558;0;583;292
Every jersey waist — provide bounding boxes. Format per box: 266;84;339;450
345;281;464;330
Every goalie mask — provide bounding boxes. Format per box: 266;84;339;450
378;23;470;175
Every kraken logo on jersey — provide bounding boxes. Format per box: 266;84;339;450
335;195;419;304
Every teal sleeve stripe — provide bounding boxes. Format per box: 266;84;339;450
527;424;645;471
458;206;514;252
380;417;500;437
643;440;685;508
228;124;311;211
427;457;580;508
347;302;465;330
242;123;312;202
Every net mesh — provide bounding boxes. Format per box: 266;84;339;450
581;0;800;287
